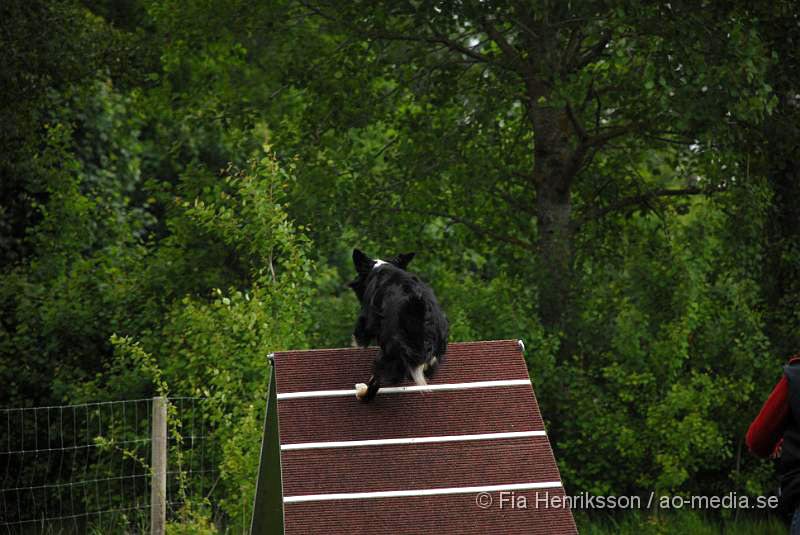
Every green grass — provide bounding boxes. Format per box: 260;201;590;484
576;510;787;535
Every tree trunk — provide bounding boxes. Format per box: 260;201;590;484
530;106;576;330
535;177;573;329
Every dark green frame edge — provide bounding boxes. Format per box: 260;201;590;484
250;363;284;534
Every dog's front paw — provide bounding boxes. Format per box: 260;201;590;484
355;383;369;400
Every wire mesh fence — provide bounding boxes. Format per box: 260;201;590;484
1;397;217;534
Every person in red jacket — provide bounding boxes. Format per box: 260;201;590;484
747;354;800;532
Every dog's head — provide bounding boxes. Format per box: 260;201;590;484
348;248;415;301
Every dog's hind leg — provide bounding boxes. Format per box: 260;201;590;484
410;364;427;386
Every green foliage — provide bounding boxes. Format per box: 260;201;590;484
264;0;795;504
550;179;777;496
0;80;149;405
80;148;313;527
576;509;786;535
2;0;800;531
166;505;219;535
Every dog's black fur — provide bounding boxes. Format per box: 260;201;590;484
348;249;448;402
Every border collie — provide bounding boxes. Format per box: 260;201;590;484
348;249;448;402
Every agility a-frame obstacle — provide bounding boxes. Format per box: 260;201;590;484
250;340;577;534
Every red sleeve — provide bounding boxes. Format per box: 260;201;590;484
746;376;788;457
746;357;800;458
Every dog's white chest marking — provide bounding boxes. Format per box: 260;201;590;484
373;259;388;269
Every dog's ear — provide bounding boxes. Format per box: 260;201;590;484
394;252;416;270
352;249;374;274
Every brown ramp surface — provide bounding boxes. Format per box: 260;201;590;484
271;339;577;535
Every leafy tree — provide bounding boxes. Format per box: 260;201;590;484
0;83;150;406
746;3;800;358
0;0;153;266
3;0;798;526
279;0;778;330
265;0;793;499
89;150;312;528
1;1;312;528
119;0;797;500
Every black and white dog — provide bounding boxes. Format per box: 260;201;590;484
348;249;448;402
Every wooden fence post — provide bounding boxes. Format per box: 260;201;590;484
151;396;167;535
